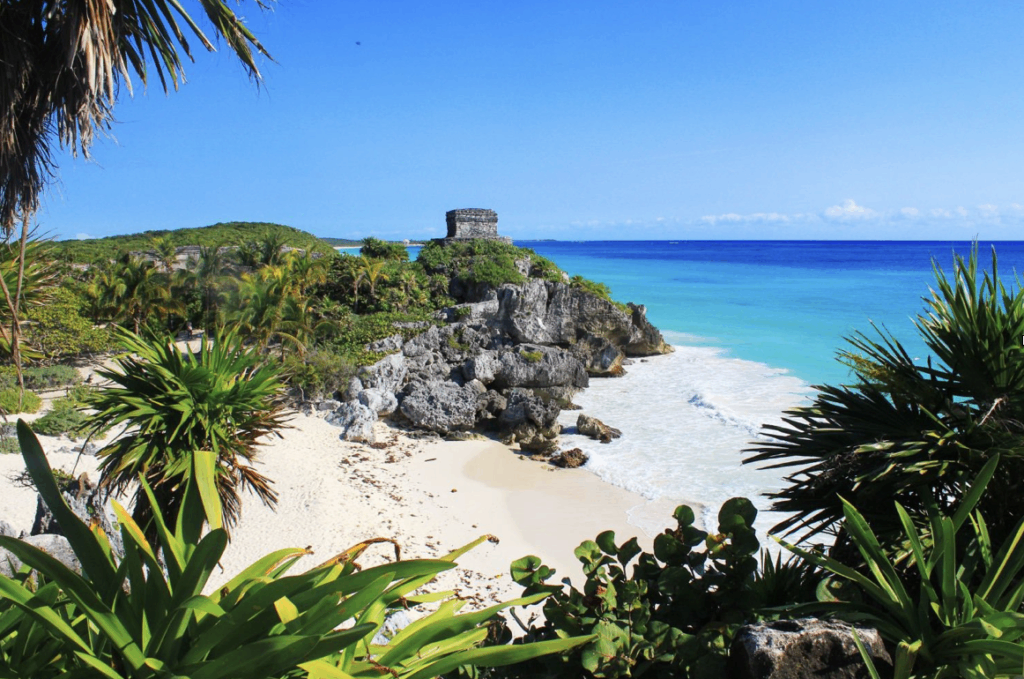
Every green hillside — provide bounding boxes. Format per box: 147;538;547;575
53;222;335;263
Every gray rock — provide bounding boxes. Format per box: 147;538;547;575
577;414;622;443
399;381;478;434
0;534;80;577
317;399;342;412
729;618;892;679
364;333;404;354
358;353;408;395
403;325;443;358
358;388;398;417
477;280;672;357
465;346;588;391
499;389;561;454
31;474;124;560
342;377;364;402
326;402;378;443
571;334;626;377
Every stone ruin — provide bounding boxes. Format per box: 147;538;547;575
439;208;512;244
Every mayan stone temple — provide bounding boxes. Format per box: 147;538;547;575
439;208;512;244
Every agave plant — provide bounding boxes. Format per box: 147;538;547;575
746;246;1024;550
89;329;288;535
0;422;589;678
780;456;1024;679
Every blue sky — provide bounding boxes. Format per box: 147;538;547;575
40;1;1024;241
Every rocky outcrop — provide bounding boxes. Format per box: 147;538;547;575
323;261;670;453
464;345;588;391
399;381;478;434
450;279;671;363
729;619;892;679
499;389;561;454
577;414;622;443
327;402;378;443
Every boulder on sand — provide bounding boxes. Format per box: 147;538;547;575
399;381;478;435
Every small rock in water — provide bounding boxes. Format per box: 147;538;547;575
577;414;622;443
551;448;588;468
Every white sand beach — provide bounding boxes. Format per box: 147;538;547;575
0;352;697;607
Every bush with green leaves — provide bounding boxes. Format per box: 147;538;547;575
0;364;81;391
331;310;437;366
88;329;288;534
782;456;1024;679
361;236;410;261
418;240;563;294
283;348;357;401
487;499;818;679
0;422;588;678
0;388;40;414
31;395;89;438
24;285;114;361
746;247;1024;551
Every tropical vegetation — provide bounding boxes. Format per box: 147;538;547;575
745;247;1024;554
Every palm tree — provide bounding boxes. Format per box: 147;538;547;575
149;235;179;273
90;329;287;535
285;250;329;297
745;247;1024;553
107;254;182;334
193;243;230;330
0;2;271;234
358;258;390;305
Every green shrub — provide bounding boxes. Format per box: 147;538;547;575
0;388;41;414
418;240;529;290
24;285;115;360
0;423;588;678
520;350;543;363
32;396;89;438
0;365;81;391
490;499;817;679
360;236;409;261
283;348;357;401
783;457;1024;679
332;310;436;365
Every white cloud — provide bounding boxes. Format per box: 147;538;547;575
930;208;953;218
700;212;790;225
823;199;877;221
978;204;1000;219
75;232;93;240
900;207;920;218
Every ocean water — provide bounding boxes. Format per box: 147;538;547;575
514;240;1024;540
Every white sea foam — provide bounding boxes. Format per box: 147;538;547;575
559;341;812;547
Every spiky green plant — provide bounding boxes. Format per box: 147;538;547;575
781;456;1024;679
89;329;287;535
746;246;1024;550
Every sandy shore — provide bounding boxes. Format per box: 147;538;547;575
0;406;696;606
0;341;699;607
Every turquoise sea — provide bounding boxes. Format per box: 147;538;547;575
510;240;1024;536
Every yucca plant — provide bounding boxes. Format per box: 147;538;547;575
0;421;589;678
780;456;1024;679
746;246;1024;551
90;328;288;535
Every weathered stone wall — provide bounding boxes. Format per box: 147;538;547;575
444;208;510;242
